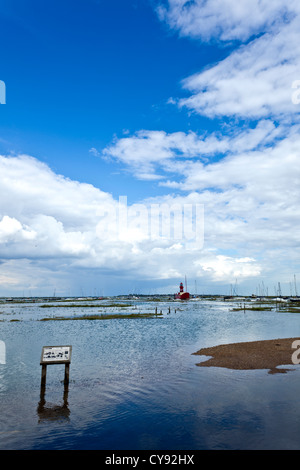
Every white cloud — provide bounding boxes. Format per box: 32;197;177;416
195;255;260;282
0;155;199;291
0;153;267;294
0;215;36;243
179;25;300;119
100;119;300;286
102;120;279;180
89;0;300;295
158;0;298;42
170;126;300;192
0;154;115;229
157;0;300;121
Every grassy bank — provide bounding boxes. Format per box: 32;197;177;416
40;303;133;308
39;312;163;321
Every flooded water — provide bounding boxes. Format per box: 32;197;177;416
1;297;300;450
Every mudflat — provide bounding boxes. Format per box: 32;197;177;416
193;337;300;374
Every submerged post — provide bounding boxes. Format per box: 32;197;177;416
41;364;47;387
64;363;70;385
40;345;72;389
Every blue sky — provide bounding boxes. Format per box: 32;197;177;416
1;0;300;296
0;0;227;200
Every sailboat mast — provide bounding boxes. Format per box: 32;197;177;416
294;274;298;297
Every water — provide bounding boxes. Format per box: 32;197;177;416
1;298;300;450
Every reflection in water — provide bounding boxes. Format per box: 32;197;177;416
2;299;300;449
37;383;70;423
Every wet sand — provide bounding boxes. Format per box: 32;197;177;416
193;338;300;374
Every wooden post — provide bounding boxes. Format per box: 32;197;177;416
64;363;70;385
41;364;47;388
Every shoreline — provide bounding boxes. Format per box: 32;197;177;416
193;337;300;374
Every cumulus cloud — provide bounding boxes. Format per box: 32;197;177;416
179;24;300;119
106;124;300;257
96;0;300;291
0;155;195;290
0;154;116;229
195;255;260;282
0;147;297;295
102;120;279;180
157;0;298;42
97;0;300;289
157;0;300;120
0;216;36;243
0;153;265;294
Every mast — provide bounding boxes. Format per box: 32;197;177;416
278;282;282;297
294;274;298;297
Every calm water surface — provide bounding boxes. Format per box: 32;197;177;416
1;298;300;450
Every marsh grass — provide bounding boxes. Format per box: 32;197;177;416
40;303;133;308
39;312;163;321
231;306;273;311
231;304;300;313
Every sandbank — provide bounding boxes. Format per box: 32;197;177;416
193;337;300;374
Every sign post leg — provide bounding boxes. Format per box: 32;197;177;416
64;363;70;385
41;364;47;388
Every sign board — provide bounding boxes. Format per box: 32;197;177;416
40;345;72;365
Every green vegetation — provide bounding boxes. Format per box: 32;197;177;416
231;303;300;313
40;303;133;308
39;312;163;321
231;306;273;311
281;307;300;313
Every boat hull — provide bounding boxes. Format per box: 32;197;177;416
175;292;190;300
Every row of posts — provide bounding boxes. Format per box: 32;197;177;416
39;305;178;390
155;306;176;315
38;305;179;419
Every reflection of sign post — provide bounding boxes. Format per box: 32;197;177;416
40;345;72;388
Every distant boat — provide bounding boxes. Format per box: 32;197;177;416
174;282;190;300
275;297;288;302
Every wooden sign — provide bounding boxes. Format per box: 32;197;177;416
40;345;72;388
40;345;72;365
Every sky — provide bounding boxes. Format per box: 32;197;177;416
0;0;300;297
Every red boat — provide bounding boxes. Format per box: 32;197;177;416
174;282;190;300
